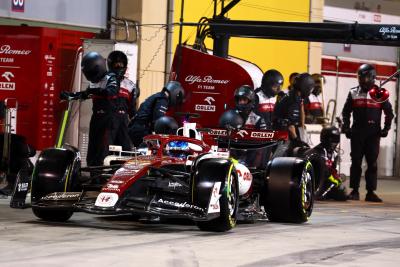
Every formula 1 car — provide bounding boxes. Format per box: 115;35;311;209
23;120;316;232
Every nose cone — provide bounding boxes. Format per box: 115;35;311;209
369;88;390;103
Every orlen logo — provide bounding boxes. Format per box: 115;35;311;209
195;96;216;112
250;131;274;139
0;45;31;55
237;130;249;137
209;129;227;136
0;71;16;91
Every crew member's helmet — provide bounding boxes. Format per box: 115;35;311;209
261;69;284;96
293;73;315;99
107;50;128;79
163;81;185;107
154;116;179;135
81;52;107;83
357;64;376;90
234;85;256;115
219;109;244;129
320;126;340;151
311;73;325;95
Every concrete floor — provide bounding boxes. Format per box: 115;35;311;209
0;179;399;267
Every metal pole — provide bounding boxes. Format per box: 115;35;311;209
178;0;184;47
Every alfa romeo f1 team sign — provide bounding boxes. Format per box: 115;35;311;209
11;0;25;12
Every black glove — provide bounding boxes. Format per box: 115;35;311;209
60;91;87;101
381;128;389;138
342;126;352;139
79;90;90;100
60;91;71;100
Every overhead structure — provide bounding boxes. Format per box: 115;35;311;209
182;0;400;58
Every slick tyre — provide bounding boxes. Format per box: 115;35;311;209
32;208;73;222
193;158;239;232
31;148;80;222
265;157;314;223
197;171;238;232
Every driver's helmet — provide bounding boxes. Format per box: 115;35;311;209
165;141;189;159
320;126;340;151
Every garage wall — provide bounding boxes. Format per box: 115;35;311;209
0;0;108;29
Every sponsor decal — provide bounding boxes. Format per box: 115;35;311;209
1;72;14;81
207;182;221;214
0;58;14;63
0;45;31;55
157;198;204;212
209;129;227;136
44;54;55;62
185;75;230;85
107;183;119;190
109;180;125;184
250;131;274;139
204;96;215;105
195;96;216;112
0;82;15;90
95;193;119;207
17;182;29;192
236;169;252;181
0;71;15;90
237;130;249;138
195;104;216;112
379;26;400;35
41;192;81;201
168;181;182;189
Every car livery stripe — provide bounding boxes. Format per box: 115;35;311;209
302;160;313;215
227;158;237;201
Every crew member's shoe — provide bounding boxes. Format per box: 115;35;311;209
365;191;383;202
347;189;360;200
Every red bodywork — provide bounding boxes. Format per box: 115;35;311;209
168;46;263;127
0;26;94;149
102;46;289;197
102;134;210;196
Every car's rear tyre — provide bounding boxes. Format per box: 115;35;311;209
32;208;73;222
265;157;314;223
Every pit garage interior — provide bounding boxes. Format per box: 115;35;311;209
1;0;400;266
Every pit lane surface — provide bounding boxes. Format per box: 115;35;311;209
1;179;400;267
